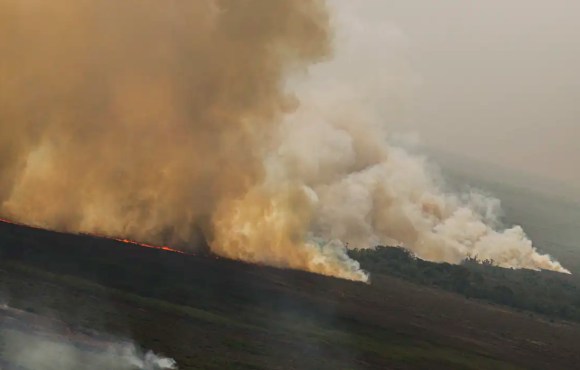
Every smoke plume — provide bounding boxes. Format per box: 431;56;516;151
0;0;567;280
0;0;366;281
270;1;569;274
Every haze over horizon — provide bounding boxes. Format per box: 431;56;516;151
328;0;580;193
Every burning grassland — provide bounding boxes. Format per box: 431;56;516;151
0;0;567;281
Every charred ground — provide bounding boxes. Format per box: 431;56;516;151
1;221;580;370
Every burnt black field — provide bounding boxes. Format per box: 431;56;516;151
1;220;580;369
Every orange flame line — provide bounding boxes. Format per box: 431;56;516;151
113;238;187;254
0;217;189;256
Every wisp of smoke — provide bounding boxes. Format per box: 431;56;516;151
1;329;177;370
0;0;568;281
0;304;176;370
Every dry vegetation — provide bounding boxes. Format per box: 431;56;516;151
1;221;580;369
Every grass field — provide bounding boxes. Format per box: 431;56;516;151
1;221;580;369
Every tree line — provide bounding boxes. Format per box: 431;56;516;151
349;246;580;321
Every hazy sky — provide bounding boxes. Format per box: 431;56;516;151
327;0;580;188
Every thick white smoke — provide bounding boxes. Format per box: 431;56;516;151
261;1;569;274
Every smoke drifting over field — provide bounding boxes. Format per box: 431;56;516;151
0;304;177;370
2;331;177;370
0;0;567;280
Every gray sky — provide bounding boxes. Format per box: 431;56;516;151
327;0;580;189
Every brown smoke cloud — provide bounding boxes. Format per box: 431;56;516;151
0;0;367;281
0;0;568;281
